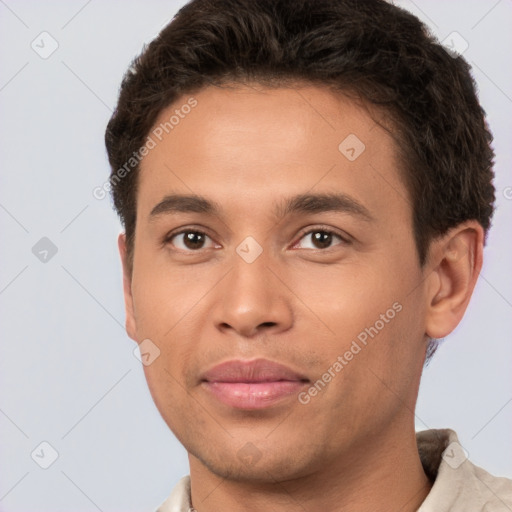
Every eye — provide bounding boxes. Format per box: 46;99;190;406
166;230;217;251
293;228;349;250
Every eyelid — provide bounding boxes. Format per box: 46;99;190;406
163;226;220;250
162;224;352;252
290;225;352;249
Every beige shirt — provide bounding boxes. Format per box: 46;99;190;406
155;429;512;512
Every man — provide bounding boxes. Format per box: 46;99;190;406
105;0;512;510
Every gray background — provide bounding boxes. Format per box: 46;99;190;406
0;1;510;511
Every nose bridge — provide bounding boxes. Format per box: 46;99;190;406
212;241;293;337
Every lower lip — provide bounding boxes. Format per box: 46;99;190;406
202;381;307;410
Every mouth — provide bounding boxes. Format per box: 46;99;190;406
200;358;310;410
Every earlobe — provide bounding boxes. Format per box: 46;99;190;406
424;222;484;339
118;233;138;341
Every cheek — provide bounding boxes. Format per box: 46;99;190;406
130;246;204;338
286;250;425;381
287;260;405;338
129;249;216;385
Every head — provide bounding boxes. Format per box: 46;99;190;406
105;0;494;484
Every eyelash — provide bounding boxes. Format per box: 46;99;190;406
293;226;351;250
163;226;351;252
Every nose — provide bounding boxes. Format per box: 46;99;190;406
211;251;294;338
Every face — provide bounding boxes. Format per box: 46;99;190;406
121;83;433;482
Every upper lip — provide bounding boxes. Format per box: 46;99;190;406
200;358;309;383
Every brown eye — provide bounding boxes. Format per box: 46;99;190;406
168;230;215;251
310;231;333;249
295;229;347;250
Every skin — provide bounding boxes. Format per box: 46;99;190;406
118;83;483;512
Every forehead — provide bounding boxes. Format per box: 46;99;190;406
137;83;409;222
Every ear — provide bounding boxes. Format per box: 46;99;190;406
118;233;138;341
424;221;484;339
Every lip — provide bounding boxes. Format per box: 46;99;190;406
200;358;309;410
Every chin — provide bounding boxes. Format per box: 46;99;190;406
188;438;318;484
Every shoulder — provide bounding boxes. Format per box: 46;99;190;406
417;428;512;511
154;475;192;512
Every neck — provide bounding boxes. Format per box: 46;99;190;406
188;422;432;512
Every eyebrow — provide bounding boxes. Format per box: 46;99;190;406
149;192;373;222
